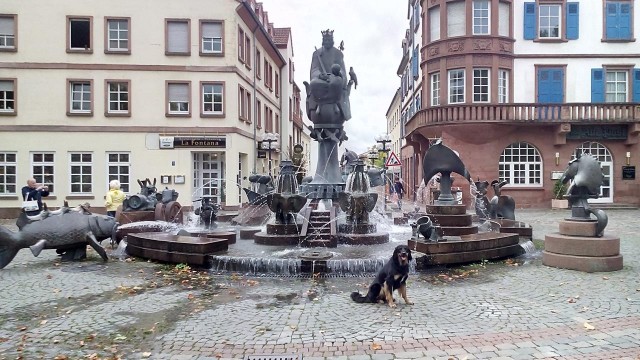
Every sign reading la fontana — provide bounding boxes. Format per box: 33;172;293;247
159;136;226;149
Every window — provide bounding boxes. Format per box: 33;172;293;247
0;15;16;51
238;86;251;122
430;73;440;106
67;16;92;52
498;2;510;36
256;50;262;79
166;82;190;116
107;152;130;193
539;4;561;38
523;2;579;40
200;20;223;55
70;153;92;194
105;18;129;53
68;80;93;115
605;70;628;102
256;99;262;129
473;0;490;35
0;153;16;194
201;82;224;116
499;142;542;186
473;68;490;103
447;1;465;37
264;59;273;89
0;79;15;114
31;152;55;193
498;69;509;103
106;80;130;116
429;7;440;41
237;27;251;66
605;1;633;40
166;19;190;55
448;69;465;104
275;73;280;98
245;35;251;68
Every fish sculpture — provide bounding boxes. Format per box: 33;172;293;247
423;140;471;204
0;208;117;269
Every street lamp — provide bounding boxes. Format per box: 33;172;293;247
375;134;392;213
259;132;279;177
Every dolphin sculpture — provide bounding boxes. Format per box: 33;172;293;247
423;140;471;204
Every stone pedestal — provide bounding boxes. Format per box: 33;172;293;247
543;219;623;272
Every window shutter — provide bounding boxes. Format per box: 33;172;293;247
633;69;640;102
412;47;419;80
523;2;536;40
566;3;579;40
168;84;188;102
429;7;440;41
202;22;221;38
0;80;13;91
498;2;510;37
447;1;465;37
606;3;619;39
591;69;604;103
167;21;189;53
0;17;13;35
619;3;631;39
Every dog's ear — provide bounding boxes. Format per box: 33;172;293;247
392;246;401;263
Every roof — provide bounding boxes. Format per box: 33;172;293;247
272;27;291;46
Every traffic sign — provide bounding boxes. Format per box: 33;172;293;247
385;152;402;167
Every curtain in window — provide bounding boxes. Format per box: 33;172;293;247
447;2;465;37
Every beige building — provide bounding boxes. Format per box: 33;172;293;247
0;0;308;216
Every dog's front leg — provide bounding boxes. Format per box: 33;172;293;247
383;283;396;308
399;284;413;305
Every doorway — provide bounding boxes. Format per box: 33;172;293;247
192;152;225;205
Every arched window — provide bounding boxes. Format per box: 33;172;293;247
499;142;542;186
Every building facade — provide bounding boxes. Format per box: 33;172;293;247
0;0;305;216
404;0;640;208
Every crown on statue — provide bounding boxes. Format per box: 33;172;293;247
321;29;334;38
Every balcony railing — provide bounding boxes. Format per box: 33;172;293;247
405;103;640;135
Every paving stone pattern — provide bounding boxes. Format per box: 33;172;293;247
0;209;639;359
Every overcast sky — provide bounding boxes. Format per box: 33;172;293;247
260;0;408;155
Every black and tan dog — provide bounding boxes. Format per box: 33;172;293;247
350;245;413;308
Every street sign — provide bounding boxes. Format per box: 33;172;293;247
385;152;402;167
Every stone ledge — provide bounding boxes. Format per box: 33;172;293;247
559;220;597;237
542;251;623;272
544;233;620;257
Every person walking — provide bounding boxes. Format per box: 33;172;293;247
21;178;50;216
105;180;125;217
394;177;405;210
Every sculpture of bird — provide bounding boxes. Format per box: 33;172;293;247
349;67;358;89
339;40;344;51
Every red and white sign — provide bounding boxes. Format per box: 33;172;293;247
385;152;402;167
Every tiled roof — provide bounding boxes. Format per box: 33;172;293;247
272;27;291;45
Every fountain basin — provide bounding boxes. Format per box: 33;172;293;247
127;232;228;266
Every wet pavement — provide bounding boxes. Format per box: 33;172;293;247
1;208;639;359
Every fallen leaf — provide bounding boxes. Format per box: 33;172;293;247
79;340;85;347
18;326;27;331
584;322;595;330
187;293;195;300
40;320;48;325
141;352;152;358
567;297;576;303
371;343;382;350
602;276;609;280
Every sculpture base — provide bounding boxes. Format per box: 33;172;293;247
299;183;345;200
337;223;376;234
337;232;389;245
126;232;228;267
254;232;301;246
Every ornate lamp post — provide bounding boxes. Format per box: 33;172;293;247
375;134;392;213
367;148;379;169
259;132;279;177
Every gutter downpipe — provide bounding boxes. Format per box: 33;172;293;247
251;26;258;174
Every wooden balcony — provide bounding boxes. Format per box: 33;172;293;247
405;103;640;136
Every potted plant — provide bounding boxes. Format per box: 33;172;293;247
551;180;569;209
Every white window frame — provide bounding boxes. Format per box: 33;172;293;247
68;17;92;52
31;152;55;194
106;18;129;52
448;69;465;104
69;152;93;194
0;16;16;50
473;0;490;35
605;70;628;103
107;152;130;193
538;4;561;39
473;68;490;103
498;69;509;103
202;82;224;115
0;152;16;194
69;80;92;114
201;21;223;54
167;82;190;115
107;80;129;114
429;6;441;41
447;1;466;37
0;79;15;113
430;73;440;106
499;142;542;187
166;19;190;55
498;2;510;37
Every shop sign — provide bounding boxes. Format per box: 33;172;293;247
566;125;627;140
622;166;635;180
159;136;175;149
172;136;226;148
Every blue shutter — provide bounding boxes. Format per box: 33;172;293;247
566;3;579;40
412;47;419;80
619;3;631;39
606;2;619;39
523;2;536;40
591;68;605;103
633;69;640;102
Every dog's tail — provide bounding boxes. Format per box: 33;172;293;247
350;291;369;303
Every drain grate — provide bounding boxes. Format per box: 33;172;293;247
245;355;301;360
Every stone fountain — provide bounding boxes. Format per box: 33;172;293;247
408;141;525;267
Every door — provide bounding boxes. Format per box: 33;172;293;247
572;142;613;203
193;152;225;205
537;68;564;119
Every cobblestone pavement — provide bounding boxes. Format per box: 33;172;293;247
1;209;639;359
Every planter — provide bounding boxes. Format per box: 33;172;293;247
551;199;569;209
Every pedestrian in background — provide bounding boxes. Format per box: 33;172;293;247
394;177;405;210
105;180;125;217
21;178;49;216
